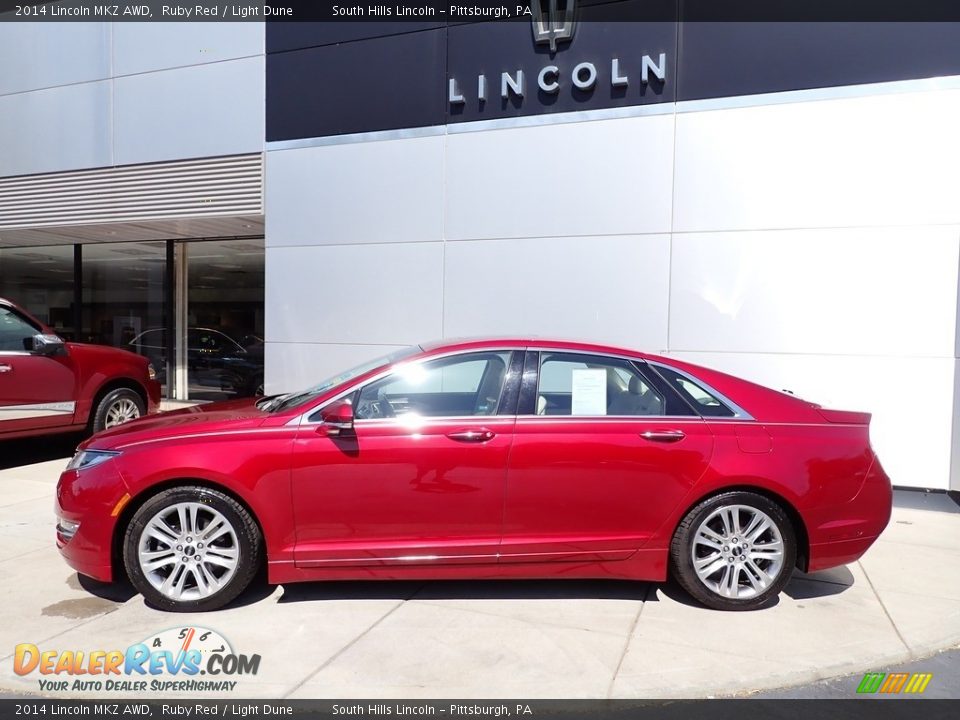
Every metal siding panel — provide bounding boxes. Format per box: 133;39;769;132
0;155;263;229
0;81;112;177
112;22;264;75
0;22;110;96
113;57;265;166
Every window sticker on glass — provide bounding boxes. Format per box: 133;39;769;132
571;368;607;415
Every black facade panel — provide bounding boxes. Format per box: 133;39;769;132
266;21;444;54
264;9;960;142
265;28;447;141
678;22;960;101
447;20;677;124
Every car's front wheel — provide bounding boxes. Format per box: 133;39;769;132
670;491;796;611
123;486;262;612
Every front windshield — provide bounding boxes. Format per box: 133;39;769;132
261;345;422;413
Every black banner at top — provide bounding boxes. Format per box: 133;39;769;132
7;0;960;22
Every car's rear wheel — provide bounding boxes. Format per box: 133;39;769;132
123;486;261;612
92;388;145;433
670;491;796;611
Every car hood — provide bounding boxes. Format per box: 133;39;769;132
83;397;270;450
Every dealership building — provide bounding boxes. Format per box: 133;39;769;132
1;7;959;493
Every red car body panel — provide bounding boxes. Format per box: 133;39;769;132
55;337;892;589
0;298;161;440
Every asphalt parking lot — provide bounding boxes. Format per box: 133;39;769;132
1;437;958;699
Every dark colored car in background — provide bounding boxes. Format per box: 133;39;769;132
128;327;263;399
0;297;161;440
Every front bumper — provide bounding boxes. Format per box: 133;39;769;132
55;459;128;583
145;379;162;414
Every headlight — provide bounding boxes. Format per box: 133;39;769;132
65;450;120;471
147;363;157;380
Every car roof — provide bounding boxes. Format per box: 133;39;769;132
418;336;660;361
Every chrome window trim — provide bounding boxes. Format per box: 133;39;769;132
283;345;754;425
526;347;701;419
286;346;527;427
647;361;754;420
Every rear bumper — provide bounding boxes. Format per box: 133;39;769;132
804;453;893;572
807;534;880;572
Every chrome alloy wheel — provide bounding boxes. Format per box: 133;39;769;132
104;397;141;428
137;502;240;601
690;504;785;599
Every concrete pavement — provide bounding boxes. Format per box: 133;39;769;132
0;440;958;699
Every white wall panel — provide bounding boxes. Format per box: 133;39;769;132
266;243;443;346
674;90;960;232
0;81;111;177
445;114;675;241
0;23;110;96
265;136;445;247
670;226;960;357
113;22;263;76
444;234;670;350
113;57;264;166
264;341;410;396
669;351;955;490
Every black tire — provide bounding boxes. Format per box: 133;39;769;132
91;387;145;433
123;486;262;612
669;491;796;611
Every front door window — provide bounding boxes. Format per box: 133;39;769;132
355;351;513;420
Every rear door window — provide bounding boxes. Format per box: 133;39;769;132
535;352;666;417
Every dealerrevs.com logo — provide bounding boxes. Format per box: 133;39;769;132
13;626;260;693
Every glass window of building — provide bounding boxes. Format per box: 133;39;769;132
82;241;168;391
185;239;264;401
0;245;76;338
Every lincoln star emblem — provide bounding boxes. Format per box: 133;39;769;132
531;0;577;53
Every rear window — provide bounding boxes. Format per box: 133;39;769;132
652;365;737;418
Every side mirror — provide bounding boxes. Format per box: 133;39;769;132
317;399;354;436
32;333;66;357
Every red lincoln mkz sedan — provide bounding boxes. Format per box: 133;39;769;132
56;338;892;612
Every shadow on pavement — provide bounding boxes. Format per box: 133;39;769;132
274;578;652;605
783;565;855;601
0;433;84;471
90;569;856;613
77;574;138;604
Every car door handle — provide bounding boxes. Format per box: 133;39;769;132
0;364;11;373
640;429;685;443
447;429;496;443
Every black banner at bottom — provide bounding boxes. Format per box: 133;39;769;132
0;700;956;720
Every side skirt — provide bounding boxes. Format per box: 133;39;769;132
267;548;667;585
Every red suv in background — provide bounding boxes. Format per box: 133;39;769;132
0;297;161;440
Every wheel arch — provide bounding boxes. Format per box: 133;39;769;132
111;477;267;583
673;483;810;572
87;378;148;428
